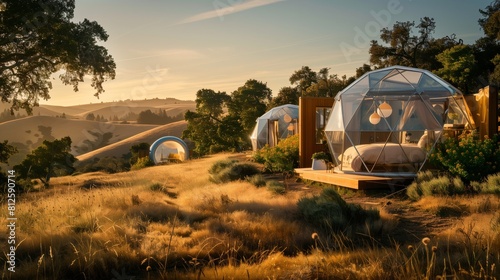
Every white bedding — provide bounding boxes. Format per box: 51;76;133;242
341;143;426;172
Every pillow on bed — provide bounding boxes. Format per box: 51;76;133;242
417;132;428;149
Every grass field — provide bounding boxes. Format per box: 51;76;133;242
1;153;499;279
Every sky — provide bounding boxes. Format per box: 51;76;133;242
42;0;493;106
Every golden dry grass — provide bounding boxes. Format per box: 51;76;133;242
1;153;499;279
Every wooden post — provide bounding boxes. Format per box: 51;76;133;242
488;86;498;138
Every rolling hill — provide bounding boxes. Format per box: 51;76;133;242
75;120;187;164
0;98;195;120
0;98;195;166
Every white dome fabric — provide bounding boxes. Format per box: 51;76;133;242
324;66;473;175
250;104;299;150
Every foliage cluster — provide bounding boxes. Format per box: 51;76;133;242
14;136;76;190
129;142;151;166
136;109;184;125
407;170;500;201
474;172;500;194
130;156;154;170
265;180;286;195
0;0;116;113
0;140;17;190
311;151;331;161
247;174;287;195
76;156;130;174
369;3;500;93
247;173;266;187
183;80;272;156
0;108;24;122
252;134;299;173
406;171;466;201
85;113;109;122
209;159;261;184
430;133;500;183
297;187;380;232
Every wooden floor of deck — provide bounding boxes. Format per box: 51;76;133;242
295;168;412;190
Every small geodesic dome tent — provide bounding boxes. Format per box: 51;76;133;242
250;104;298;150
324;66;474;175
149;136;189;164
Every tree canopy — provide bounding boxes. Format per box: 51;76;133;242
269;66;355;108
0;140;16;164
0;0;116;113
0;140;17;188
369;17;460;71
183;89;231;156
228;79;271;135
479;0;500;40
435;45;477;94
183;80;272;156
477;0;500;85
14;136;76;188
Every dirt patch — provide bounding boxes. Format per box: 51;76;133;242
288;176;459;244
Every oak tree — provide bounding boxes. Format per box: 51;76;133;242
435;45;477;94
0;0;116;113
14;136;76;188
476;0;500;84
0;140;17;189
369;17;459;71
183;89;231;156
228;79;272;135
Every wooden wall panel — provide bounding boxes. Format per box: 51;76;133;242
299;97;335;168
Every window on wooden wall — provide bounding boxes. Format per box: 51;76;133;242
316;107;331;144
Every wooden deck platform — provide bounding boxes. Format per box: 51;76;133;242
295;168;412;190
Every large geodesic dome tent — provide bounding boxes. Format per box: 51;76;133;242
324;66;474;175
250;104;298;150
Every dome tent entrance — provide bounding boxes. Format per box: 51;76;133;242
149;136;189;164
324;66;474;176
250;104;298;150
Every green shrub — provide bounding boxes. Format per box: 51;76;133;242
406;181;423;201
480;172;500;195
247;174;266;187
253;134;299;173
430;133;500;183
209;160;260;183
266;180;286;195
420;176;451;196
297;187;380;232
149;183;177;198
76;156;129;174
406;171;467;201
131;156;154;170
436;204;465;217
208;159;238;175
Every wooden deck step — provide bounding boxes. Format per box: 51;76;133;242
295;168;411;190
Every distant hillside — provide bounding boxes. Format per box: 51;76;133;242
0;98;194;166
72;99;195;120
0;116;159;165
76;120;187;164
0;98;196;121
